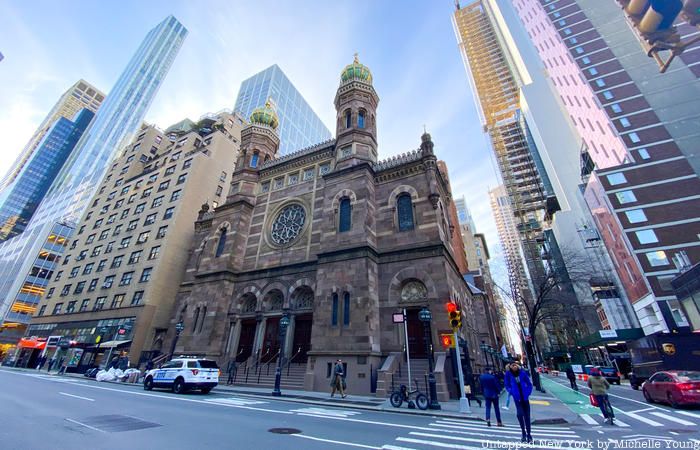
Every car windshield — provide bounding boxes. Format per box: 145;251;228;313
198;360;218;369
600;367;616;374
674;371;700;381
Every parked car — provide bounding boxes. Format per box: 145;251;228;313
629;371;647;390
598;366;621;385
143;358;220;394
642;370;700;408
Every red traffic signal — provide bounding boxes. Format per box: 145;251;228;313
445;302;457;313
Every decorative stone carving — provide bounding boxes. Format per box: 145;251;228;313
270;204;306;246
400;280;428;303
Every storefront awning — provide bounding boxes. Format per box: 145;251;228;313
88;340;131;349
576;328;644;348
17;338;46;350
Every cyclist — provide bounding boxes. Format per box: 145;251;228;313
587;367;614;424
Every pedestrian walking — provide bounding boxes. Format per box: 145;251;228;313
47;357;56;373
479;368;503;427
565;366;579;391
57;357;67;375
504;363;533;443
330;359;346;398
502;363;513;410
587;368;614;425
226;359;237;385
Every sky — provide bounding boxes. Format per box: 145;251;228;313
0;0;516;343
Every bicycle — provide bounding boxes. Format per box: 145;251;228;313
600;395;615;425
390;380;429;410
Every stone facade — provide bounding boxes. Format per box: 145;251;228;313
168;58;478;396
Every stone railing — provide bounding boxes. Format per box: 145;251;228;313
374;148;422;172
259;138;336;170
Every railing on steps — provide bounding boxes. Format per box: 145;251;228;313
258;350;280;383
284;347;303;377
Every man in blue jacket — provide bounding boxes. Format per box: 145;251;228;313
504;363;533;443
479;368;503;427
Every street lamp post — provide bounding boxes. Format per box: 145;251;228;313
419;307;440;410
169;320;185;360
272;314;290;397
480;342;489;368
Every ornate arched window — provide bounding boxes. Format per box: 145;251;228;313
250;151;259;168
197;306;207;333
338;198;351;232
345;110;351;129
397;193;414;231
358;110;365;129
215;228;227;257
192;307;200;332
242;295;257;313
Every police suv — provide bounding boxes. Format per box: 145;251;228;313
144;357;220;394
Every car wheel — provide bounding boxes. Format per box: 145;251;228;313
667;392;679;409
144;377;154;391
616;381;621;385
201;387;212;394
173;378;186;394
643;388;654;403
631;383;639;391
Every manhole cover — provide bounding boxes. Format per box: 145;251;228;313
73;414;161;433
268;428;301;435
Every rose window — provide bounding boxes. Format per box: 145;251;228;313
270;204;306;246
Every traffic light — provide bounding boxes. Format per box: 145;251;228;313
440;334;455;349
446;302;462;330
683;0;700;25
637;0;683;34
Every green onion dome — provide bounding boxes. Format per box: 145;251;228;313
249;98;279;130
340;53;372;84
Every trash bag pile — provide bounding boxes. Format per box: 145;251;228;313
95;367;141;383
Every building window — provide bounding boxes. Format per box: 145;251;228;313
636;229;659;244
119;272;134;286
177;174;187;185
103;275;115;289
343;292;350;326
163;207;175;220
250;152;259;168
216;185;223;196
46;287;55;299
137;231;150;244
629;132;641;143
111;294;125;308
288;174;299;185
148;246;160;260
121;209;131;219
273;178;284;190
595;79;606;87
70;267;79;278
588;67;598;75
92;245;103;257
120;237;131;249
606;172;627;185
144;213;157;225
53;303;63;315
93;296;106;311
140;267;153;282
620;117;631;128
66;301;76;314
338;198;352;232
261;182;270;193
197;306;207;334
111;255;123;269
99;230;109;240
96;260;106;272
83;263;94;275
319;164;331;175
61;284;71;296
156;226;168;239
165;165;176;175
303;168;314;181
183;158;192;169
128;250;142;264
216;228;227;257
152;196;163;208
575;46;583;54
127;219;138;231
611;103;622;113
564;28;572;35
38;305;47;316
88;278;98;292
131;291;144;306
615;190;637;204
397;194;415;231
358;111;365;129
345;110;351;128
638;148;650;160
79;299;90;312
646;251;669;267
170;190;181;202
603;91;614;100
158;181;169;192
135;203;145;214
142;187;152;198
332;293;338;326
86;234;96;244
74;281;85;294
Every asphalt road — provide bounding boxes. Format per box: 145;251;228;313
1;368;698;450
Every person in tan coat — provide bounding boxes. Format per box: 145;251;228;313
588;368;614;424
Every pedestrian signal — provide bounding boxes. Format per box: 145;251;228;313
440;334;455;349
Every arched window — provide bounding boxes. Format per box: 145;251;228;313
358;111;365;129
331;293;339;326
215;228;227;257
397;194;414;231
345;110;351;129
338;198;351;232
192;307;200;332
343;292;350;326
250;152;259;168
197;306;207;333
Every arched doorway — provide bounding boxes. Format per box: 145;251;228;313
290;286;314;362
400;279;430;358
236;294;257;362
261;289;284;362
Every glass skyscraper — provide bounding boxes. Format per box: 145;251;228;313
234;65;331;155
0;109;95;242
0;15;187;343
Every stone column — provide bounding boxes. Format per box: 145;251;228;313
252;315;266;360
228;320;242;359
284;314;296;359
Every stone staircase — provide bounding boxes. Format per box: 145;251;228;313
224;360;307;390
388;358;431;393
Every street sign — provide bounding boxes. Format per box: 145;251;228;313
599;329;618;338
392;313;405;324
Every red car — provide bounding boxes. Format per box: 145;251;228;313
642;370;700;408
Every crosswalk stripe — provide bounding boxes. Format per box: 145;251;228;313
649;411;695;426
435;418;575;433
381;446;418;450
396;437;482;450
617;410;663;427
204;397;267;406
676;411;700;419
409;432;590;450
291;407;362;417
426;424;573;441
612;418;630;427
580;414;598;425
431;420;576;437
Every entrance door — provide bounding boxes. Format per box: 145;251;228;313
236;319;256;362
261;317;280;362
292;314;313;362
406;309;427;358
